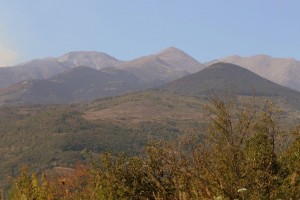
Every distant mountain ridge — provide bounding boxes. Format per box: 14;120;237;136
2;48;300;105
210;54;300;91
2;49;300;91
0;47;205;88
0;51;122;88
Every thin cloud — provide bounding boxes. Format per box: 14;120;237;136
0;45;18;67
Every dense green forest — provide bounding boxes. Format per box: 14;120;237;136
2;94;300;199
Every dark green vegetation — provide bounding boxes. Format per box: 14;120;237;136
8;96;300;199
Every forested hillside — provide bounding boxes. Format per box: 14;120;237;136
6;95;300;199
0;92;207;188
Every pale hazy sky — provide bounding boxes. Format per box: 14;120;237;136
0;0;299;66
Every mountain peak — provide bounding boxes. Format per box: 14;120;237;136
153;47;205;73
57;51;121;70
157;47;187;56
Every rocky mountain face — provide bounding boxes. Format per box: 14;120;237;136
212;55;300;91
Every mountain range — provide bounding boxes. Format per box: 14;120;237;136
1;47;300;105
0;47;207;104
0;51;121;88
0;47;205;88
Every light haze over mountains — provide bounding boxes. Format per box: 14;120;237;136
0;47;205;88
0;47;206;104
1;47;300;105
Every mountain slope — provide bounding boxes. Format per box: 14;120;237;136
214;55;300;91
0;66;145;104
0;59;67;88
159;63;300;104
1;89;300;184
0;91;206;182
118;47;206;83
